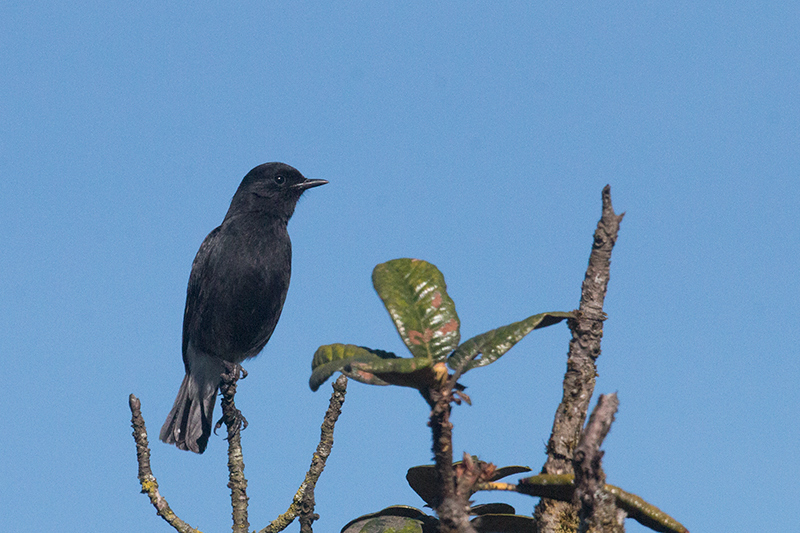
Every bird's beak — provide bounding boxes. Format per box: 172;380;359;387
293;178;328;190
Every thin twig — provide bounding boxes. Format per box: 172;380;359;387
573;393;623;533
129;394;199;533
429;388;478;533
534;185;624;533
219;365;249;533
262;374;349;533
131;371;349;533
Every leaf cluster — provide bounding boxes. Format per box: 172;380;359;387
310;258;571;393
341;461;535;533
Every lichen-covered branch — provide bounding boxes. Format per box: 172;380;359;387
262;375;349;533
534;185;624;533
474;475;689;533
605;486;689;533
573;393;623;533
218;364;250;533
128;394;199;533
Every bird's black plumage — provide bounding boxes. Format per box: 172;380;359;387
160;162;327;453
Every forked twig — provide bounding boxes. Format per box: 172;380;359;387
129;394;199;533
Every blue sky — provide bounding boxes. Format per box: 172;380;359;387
2;2;798;532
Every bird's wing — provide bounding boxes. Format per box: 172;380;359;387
182;226;221;367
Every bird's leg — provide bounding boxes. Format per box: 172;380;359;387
214;361;249;436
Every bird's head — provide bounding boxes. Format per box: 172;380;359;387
227;162;328;221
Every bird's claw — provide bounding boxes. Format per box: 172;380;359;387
213;410;248;436
213;362;249;437
221;361;247;381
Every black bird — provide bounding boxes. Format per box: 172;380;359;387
160;162;327;453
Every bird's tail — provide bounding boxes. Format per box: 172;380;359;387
159;352;223;454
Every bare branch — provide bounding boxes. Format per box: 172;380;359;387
128;394;199;533
429;387;478;533
262;374;349;533
217;364;250;532
573;393;624;533
535;185;624;533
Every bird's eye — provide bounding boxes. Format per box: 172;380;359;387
274;175;286;185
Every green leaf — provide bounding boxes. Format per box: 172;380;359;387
406;462;531;507
310;344;435;391
470;503;516;516
405;465;439;507
341;506;434;533
447;311;573;372
310;344;395;391
372;259;460;361
605;484;690;533
471;514;537;533
342;515;423;533
487;465;533;481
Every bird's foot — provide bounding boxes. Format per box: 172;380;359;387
221;361;247;382
213;410;249;437
213;362;249;437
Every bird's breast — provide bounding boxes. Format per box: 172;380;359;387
187;220;293;362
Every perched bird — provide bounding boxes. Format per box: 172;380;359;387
160;162;327;453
